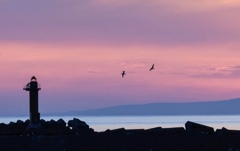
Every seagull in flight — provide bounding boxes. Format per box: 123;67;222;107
121;71;126;78
149;64;154;71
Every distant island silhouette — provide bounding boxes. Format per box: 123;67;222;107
57;98;240;116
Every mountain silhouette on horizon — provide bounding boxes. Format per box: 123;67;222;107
58;98;240;116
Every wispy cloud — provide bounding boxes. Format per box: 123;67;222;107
0;0;239;46
87;70;102;74
191;65;240;79
119;61;148;68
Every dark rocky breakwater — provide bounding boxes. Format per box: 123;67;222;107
0;118;240;151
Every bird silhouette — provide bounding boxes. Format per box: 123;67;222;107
121;71;126;77
149;64;154;71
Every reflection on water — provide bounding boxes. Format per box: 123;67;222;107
1;115;240;132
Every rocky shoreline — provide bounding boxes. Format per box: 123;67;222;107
0;118;240;151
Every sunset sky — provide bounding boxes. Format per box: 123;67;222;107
1;0;240;116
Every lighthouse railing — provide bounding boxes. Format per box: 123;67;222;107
23;84;30;90
23;83;41;90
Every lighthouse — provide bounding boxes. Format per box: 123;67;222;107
23;76;41;127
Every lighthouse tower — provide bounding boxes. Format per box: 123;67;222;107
23;76;41;127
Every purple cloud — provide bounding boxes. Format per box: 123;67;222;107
0;0;240;46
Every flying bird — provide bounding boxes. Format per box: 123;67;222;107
121;71;126;77
149;64;154;71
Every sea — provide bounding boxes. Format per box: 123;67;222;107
1;115;240;132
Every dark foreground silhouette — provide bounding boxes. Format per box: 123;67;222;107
0;118;239;151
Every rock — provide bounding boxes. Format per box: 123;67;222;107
24;119;30;125
216;127;240;135
146;127;185;135
57;119;66;127
125;129;145;135
110;128;125;132
68;118;89;129
161;127;186;135
49;119;56;124
8;122;15;126
104;128;126;135
16;120;24;124
3;122;22;135
185;121;214;134
40;119;46;124
0;123;7;135
147;127;162;132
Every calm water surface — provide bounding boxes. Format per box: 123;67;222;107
1;115;240;132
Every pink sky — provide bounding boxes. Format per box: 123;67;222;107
0;0;240;115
